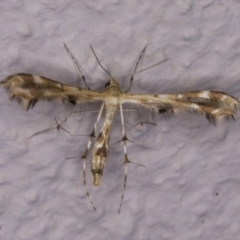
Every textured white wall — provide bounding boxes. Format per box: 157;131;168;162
0;1;240;239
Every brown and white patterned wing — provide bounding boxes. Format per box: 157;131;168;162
171;91;240;110
169;91;240;123
121;91;240;124
1;73;105;110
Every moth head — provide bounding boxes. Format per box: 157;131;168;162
105;78;119;89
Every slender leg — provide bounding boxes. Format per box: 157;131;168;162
136;58;168;74
81;103;104;211
54;117;71;134
128;111;156;130
125;44;148;93
29;113;72;139
63;43;90;89
118;104;146;213
128;120;156;130
118;104;131;213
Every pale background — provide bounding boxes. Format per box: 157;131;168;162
0;1;240;240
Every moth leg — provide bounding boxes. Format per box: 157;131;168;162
125;44;148;93
118;104;131;213
128;111;156;130
29;113;72;139
63;43;91;89
118;105;146;213
53;117;71;134
72;109;100;114
81;103;104;211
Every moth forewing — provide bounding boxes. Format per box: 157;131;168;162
120;91;240;124
0;73;116;111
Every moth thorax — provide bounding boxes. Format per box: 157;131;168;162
91;155;106;186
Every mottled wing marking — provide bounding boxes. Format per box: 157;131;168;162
167;91;239;123
121;90;240;124
1;73;105;110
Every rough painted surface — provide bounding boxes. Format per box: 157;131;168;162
0;1;240;239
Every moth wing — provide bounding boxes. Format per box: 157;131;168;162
1;73;105;110
122;91;240;124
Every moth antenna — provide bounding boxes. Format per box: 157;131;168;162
90;44;113;79
63;43;91;89
81;103;104;211
118;104;130;213
125;44;148;93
